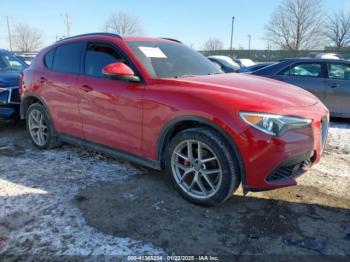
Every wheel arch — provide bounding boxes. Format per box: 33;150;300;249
157;116;246;186
20;94;57;132
20;94;49;119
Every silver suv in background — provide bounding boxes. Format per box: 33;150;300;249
252;58;350;118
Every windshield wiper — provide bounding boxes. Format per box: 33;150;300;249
174;74;196;78
208;72;223;75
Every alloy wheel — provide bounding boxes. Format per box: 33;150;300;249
28;109;49;146
171;140;223;199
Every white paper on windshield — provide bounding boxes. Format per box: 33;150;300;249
139;46;167;58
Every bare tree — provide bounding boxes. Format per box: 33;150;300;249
104;12;143;36
12;24;43;52
203;38;224;51
265;0;325;50
326;9;350;50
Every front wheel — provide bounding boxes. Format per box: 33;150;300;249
165;127;241;206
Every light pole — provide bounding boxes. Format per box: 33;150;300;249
230;16;235;57
61;12;72;37
247;34;251;58
6;16;12;51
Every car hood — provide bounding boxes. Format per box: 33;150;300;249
172;73;318;108
0;72;21;87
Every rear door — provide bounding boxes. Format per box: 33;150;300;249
326;62;350;116
273;62;328;104
40;41;84;137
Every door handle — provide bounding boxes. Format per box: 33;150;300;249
40;77;47;84
330;83;340;89
80;85;93;92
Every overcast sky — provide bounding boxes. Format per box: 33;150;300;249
1;0;349;51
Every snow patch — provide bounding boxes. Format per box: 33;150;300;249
0;145;164;256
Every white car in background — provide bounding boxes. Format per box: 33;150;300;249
310;53;341;60
207;55;240;73
235;58;255;68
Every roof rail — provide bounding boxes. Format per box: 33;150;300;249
161;37;182;43
56;32;122;42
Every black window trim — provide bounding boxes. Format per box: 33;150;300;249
81;40;145;83
278;61;327;78
43;40;85;76
326;62;350;81
43;48;56;69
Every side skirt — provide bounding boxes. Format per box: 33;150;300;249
57;133;162;170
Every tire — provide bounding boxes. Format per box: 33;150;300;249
26;103;61;149
165;127;241;206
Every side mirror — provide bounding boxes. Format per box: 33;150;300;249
102;62;140;82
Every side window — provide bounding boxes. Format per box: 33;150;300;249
52;42;83;74
84;43;126;78
328;63;350;80
44;49;55;69
279;63;322;77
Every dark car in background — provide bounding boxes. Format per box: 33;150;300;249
253;58;350;118
238;62;274;73
0;49;28;120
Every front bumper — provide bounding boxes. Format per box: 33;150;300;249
265;151;313;183
234;104;329;192
0;86;20;119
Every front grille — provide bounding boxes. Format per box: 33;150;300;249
0;87;20;104
266;159;311;182
0;89;9;104
321;117;328;150
10;88;20;103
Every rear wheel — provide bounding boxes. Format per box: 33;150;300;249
26;103;61;149
165;127;240;206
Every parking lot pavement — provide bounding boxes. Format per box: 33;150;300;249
0;119;349;258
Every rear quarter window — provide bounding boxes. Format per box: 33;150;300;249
44;49;55;69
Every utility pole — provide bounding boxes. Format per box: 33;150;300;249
230;16;235;57
6;16;12;51
247;34;251;58
64;12;72;37
247;35;251;50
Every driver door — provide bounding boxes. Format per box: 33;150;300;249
77;42;144;155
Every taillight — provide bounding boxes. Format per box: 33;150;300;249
19;72;24;94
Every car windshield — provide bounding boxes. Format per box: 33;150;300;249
127;41;222;78
0;51;27;72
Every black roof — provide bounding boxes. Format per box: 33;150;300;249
160;38;182;43
56;33;182;44
56;32;122;42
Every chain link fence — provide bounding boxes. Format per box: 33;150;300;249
200;49;350;62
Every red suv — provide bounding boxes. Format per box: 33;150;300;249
20;33;329;206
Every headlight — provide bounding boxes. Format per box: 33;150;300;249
239;112;312;136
